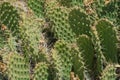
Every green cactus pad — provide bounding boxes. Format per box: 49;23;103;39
101;64;117;80
95;19;117;63
33;62;49;80
0;25;10;48
77;35;94;75
69;7;91;37
46;6;75;43
57;0;72;7
18;12;42;59
92;0;118;22
72;48;84;80
27;0;45;18
0;2;20;35
8;53;30;80
52;40;73;80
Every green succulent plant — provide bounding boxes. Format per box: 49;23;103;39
0;1;119;80
0;2;20;36
27;0;45;18
8;53;30;80
51;40;73;80
33;62;49;80
95;19;118;63
101;64;117;80
46;6;75;43
69;7;91;37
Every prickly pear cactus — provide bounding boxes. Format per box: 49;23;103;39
92;0;118;22
52;40;73;80
33;62;48;80
8;53;30;80
57;0;72;7
76;35;95;79
90;26;104;76
0;24;10;48
0;2;20;35
18;11;42;60
0;2;20;49
72;47;84;80
101;64;117;80
0;0;119;80
95;19;118;63
27;0;45;18
71;0;83;7
69;7;91;37
46;6;75;43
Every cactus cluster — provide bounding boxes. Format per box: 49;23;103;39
0;0;120;80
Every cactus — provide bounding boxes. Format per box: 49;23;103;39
101;64;117;80
57;0;72;7
116;26;120;63
71;0;83;7
18;11;42;60
45;0;58;16
100;1;118;22
76;35;94;79
57;0;84;7
77;35;94;71
117;1;120;25
33;62;48;80
72;47;84;80
27;0;45;18
95;19;118;63
91;0;118;22
0;2;20;48
0;2;20;36
8;53;30;80
90;27;104;77
0;24;10;48
68;7;91;37
0;1;119;80
46;6;75;43
51;40;73;80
